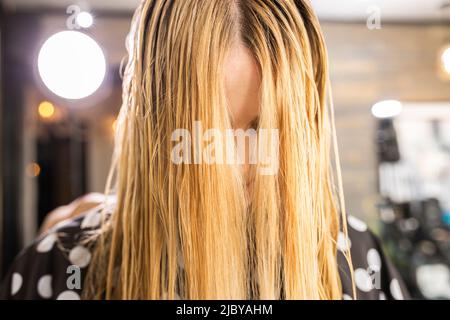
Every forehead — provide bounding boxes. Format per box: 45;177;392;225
224;44;259;90
223;43;261;127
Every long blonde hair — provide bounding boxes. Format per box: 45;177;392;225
84;0;354;300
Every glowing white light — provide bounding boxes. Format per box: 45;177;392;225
371;100;403;119
76;11;94;29
38;31;106;100
442;47;450;75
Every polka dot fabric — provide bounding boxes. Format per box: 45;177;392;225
337;215;410;300
0;209;410;300
0;206;106;300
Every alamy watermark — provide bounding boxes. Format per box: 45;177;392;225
361;266;382;291
366;6;382;30
171;121;279;176
66;265;81;290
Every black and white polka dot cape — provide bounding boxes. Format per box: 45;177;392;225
0;205;410;300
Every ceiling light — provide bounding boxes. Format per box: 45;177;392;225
371;100;403;119
442;47;450;74
38;31;106;100
76;11;94;29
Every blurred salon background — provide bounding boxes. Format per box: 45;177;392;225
0;0;449;299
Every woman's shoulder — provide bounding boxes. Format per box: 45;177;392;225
0;205;109;300
338;214;410;300
1;208;410;300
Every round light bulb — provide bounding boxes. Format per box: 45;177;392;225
38;31;106;100
442;47;450;75
76;11;94;29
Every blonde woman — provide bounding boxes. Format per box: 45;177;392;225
1;0;408;300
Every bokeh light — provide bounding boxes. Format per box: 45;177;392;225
371;100;403;119
76;11;94;29
442;47;450;75
38;31;106;100
38;101;55;119
26;163;41;178
112;119;117;132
